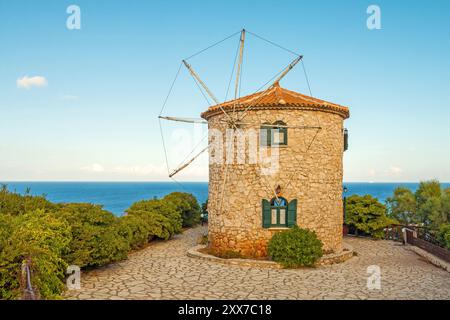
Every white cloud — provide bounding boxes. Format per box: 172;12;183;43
368;169;376;177
80;163;105;173
17;75;48;89
388;166;403;176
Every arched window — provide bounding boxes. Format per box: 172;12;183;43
262;197;297;228
259;121;288;146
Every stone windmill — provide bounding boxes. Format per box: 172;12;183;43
159;29;350;257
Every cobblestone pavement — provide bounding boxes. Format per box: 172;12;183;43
65;226;450;300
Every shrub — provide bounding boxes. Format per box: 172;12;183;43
438;223;450;250
54;203;129;268
120;210;174;248
0;189;201;299
163;192;201;227
0;185;56;216
127;199;182;235
268;226;323;267
345;194;395;238
0;210;71;299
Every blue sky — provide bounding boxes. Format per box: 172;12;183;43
0;0;449;182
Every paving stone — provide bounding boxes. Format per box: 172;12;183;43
65;226;450;300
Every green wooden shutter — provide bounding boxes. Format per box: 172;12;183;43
282;127;288;145
262;199;271;228
344;128;348;151
287;199;297;227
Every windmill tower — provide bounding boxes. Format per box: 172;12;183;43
159;29;350;257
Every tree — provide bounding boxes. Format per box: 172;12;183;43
386;187;417;224
345;195;395;238
414;180;447;227
438;224;450;250
415;180;441;207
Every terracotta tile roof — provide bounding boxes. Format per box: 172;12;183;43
200;82;349;120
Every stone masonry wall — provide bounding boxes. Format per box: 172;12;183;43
207;107;345;258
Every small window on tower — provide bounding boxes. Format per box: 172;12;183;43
272;121;288;146
259;121;288;147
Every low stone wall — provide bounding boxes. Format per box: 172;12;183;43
187;243;354;269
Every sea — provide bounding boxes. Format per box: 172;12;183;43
1;182;449;216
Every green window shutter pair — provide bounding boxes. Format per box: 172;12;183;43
262;199;297;228
287;199;297;227
262;199;271;228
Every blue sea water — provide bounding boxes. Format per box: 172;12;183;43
1;182;449;216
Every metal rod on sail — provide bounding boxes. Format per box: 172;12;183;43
182;60;220;105
270;55;303;87
158;116;208;124
169;146;209;178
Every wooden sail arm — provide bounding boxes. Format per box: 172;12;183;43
270;55;303;87
182;60;220;105
169;146;209;178
159;116;208;124
182;60;237;129
234;29;246;101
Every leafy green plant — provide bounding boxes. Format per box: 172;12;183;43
386;187;417;224
163;192;201;227
438;223;450;250
345;195;395;238
0;184;56;216
0;210;71;299
54;203;129;268
268;226;323;267
0;188;201;299
127;198;182;234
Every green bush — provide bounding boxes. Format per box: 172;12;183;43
0;185;56;216
163;192;201;227
346;195;395;238
54;203;129;268
120;210;175;248
268;226;323;268
127;198;182;235
0;210;71;299
0;188;201;299
438;224;450;250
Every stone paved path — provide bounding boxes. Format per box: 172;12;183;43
65;226;450;300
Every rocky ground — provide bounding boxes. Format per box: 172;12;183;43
65;225;450;300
